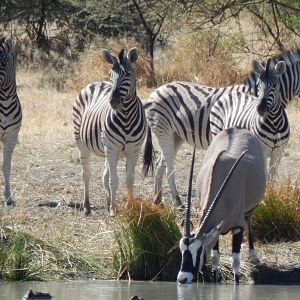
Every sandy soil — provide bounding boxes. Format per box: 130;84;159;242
1;70;300;282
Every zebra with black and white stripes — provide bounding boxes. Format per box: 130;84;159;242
73;48;147;216
143;59;286;206
210;60;289;179
0;37;22;206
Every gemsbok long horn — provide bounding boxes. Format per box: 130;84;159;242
196;150;248;237
184;147;196;237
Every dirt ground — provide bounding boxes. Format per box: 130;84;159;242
1;70;300;282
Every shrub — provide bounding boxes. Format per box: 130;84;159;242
252;180;300;242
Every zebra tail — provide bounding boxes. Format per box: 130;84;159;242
143;126;154;177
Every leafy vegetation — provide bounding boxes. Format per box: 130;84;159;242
252;180;300;242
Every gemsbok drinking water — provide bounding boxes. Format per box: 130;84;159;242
177;127;266;284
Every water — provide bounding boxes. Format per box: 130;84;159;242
1;280;300;300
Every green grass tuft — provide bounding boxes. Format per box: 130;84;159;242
252;180;300;242
0;226;109;281
112;198;181;281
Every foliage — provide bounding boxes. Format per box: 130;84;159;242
2;1;300;88
0;0;78;50
179;0;300;55
112;198;182;281
252;180;300;242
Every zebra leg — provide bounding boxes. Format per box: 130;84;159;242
154;154;165;205
269;147;283;181
156;134;183;206
106;150;119;217
77;142;92;215
245;214;260;263
125;151;139;202
231;228;243;284
2;135;18;206
102;160;110;211
211;239;220;283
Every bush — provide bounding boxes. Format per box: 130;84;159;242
155;29;247;87
252;180;300;242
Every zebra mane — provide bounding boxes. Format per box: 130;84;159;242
243;48;300;94
268;49;300;66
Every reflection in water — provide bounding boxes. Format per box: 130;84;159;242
0;280;300;300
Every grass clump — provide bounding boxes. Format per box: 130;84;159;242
252;180;300;242
0;226;109;281
112;198;181;281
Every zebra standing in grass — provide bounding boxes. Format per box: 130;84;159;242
210;60;289;179
0;37;22;206
143;58;287;206
73;48;147;217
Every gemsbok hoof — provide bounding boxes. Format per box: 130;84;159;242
234;273;240;285
84;208;91;216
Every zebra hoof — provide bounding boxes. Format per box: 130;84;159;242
109;209;116;217
5;196;15;207
84;208;91;216
153;193;162;205
175;196;182;208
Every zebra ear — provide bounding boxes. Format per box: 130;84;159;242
274;61;286;76
251;60;265;75
127;48;138;64
4;38;12;53
101;49;117;65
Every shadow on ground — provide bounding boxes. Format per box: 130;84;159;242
252;264;300;284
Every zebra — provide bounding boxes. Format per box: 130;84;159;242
142;57;288;206
0;37;22;207
73;47;147;217
210;60;289;180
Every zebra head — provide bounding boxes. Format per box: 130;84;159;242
102;48;138;111
252;59;286;117
0;37;15;88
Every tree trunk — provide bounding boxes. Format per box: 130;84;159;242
36;0;49;52
147;38;157;87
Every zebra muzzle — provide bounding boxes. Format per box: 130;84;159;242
110;90;123;110
257;101;268;117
